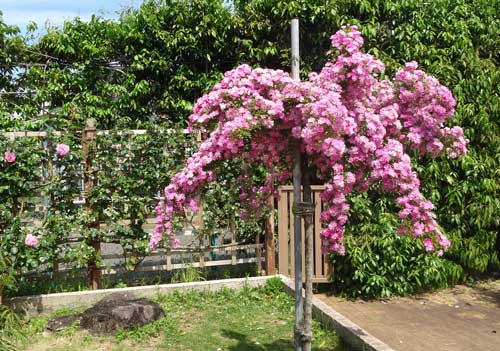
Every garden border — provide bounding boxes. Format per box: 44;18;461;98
6;274;394;351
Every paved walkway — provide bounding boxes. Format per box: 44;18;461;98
316;281;500;351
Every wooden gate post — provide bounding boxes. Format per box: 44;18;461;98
265;197;276;275
82;118;101;290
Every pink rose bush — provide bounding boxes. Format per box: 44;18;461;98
149;26;467;255
55;143;70;156
4;151;16;163
3;143;72;248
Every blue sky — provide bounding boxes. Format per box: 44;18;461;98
0;0;139;30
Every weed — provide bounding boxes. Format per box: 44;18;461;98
170;264;205;284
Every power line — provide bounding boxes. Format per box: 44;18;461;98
4;46;241;71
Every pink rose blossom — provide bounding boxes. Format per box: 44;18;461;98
55;143;70;156
170;237;180;249
4;151;16;163
25;234;39;247
423;239;434;253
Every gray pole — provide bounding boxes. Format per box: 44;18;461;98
291;18;304;351
303;164;314;351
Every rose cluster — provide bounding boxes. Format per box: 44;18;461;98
149;26;467;256
2;144;71;247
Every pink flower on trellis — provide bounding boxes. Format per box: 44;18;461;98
4;151;16;163
149;25;467;255
25;234;39;247
55;143;70;156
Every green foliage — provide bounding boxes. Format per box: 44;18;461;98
261;276;286;296
1;1;238;131
115;315;176;342
354;0;500;276
329;192;464;298
331;232;463;298
202;158;264;243
0;305;22;351
234;0;342;74
91;124;196;269
0;257;24;351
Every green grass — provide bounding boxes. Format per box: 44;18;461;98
15;278;345;351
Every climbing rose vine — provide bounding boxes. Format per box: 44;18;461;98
149;26;467;255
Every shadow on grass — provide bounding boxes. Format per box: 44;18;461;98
221;329;293;350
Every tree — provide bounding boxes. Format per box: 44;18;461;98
149;26;467;350
0;11;29;127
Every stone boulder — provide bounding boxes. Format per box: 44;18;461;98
46;314;81;332
46;292;165;336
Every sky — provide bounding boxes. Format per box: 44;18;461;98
0;0;139;31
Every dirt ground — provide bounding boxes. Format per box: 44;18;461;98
316;280;500;351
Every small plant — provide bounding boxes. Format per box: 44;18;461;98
0;256;24;351
115;281;128;289
115;316;177;342
262;276;284;296
170;264;205;284
54;321;80;337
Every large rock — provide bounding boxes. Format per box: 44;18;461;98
46;292;165;336
46;314;81;332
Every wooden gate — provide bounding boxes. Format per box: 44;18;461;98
277;185;332;282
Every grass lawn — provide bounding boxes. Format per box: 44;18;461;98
15;278;345;351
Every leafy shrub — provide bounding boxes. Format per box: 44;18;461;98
262;276;285;296
330;233;463;298
327;192;463;298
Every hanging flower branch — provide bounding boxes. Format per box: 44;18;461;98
150;26;467;256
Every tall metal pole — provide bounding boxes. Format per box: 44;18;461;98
291;18;304;351
303;163;314;351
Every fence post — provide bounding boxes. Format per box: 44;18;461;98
265;196;276;275
256;230;262;274
166;248;172;271
82;118;101;290
230;216;237;266
199;232;205;268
